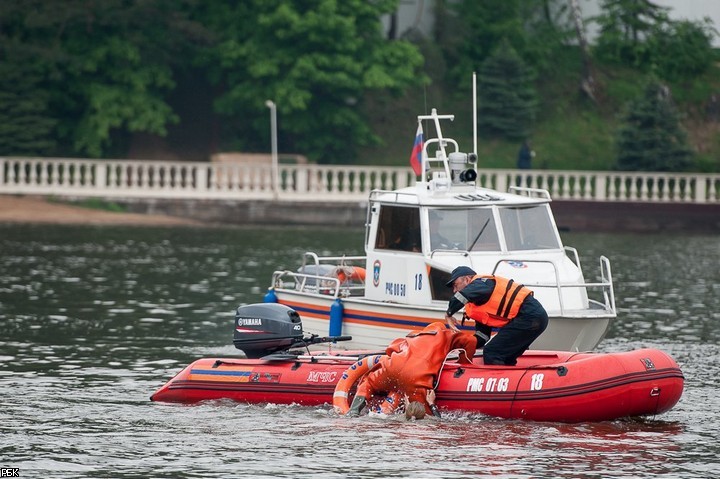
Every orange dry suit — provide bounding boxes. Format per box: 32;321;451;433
464;274;532;328
355;322;476;410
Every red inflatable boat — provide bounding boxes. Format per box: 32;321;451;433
150;304;684;423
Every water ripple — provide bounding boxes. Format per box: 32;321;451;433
1;226;718;478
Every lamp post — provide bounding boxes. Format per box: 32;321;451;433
265;100;279;199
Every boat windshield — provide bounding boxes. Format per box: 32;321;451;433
428;208;500;252
498;205;561;250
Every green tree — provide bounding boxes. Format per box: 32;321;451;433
195;0;424;163
0;0;204;157
615;80;693;171
0;43;57;155
595;0;717;82
594;0;668;66
0;2;57;155
477;40;537;140
437;0;571;86
57;0;206;157
646;19;717;81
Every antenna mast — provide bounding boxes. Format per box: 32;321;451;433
473;72;477;156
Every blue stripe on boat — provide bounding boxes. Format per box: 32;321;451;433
191;369;252;376
286;302;426;328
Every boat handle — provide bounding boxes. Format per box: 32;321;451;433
650;387;661;397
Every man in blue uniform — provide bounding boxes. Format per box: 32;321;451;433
444;266;548;365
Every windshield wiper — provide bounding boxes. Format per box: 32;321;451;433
467;217;491;252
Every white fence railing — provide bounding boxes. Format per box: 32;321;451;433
1;157;719;204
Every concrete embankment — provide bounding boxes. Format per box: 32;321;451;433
1;195;718;233
120;196;720;234
119;197;369;227
549;201;720;234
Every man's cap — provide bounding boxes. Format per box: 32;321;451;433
445;266;477;288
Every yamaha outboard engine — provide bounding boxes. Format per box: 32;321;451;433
233;303;304;358
232;303;352;359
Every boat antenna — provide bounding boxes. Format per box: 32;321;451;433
472;71;478;157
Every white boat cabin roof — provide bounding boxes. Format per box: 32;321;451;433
372;184;550;207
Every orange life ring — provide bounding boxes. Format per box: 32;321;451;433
333;354;383;415
334;266;366;284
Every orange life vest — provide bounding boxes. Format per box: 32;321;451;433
465;275;532;328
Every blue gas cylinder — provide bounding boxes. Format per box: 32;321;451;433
329;298;344;336
263;288;278;303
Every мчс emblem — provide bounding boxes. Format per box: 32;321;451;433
373;260;381;287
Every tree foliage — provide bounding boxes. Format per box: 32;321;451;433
596;0;668;42
0;0;716;171
477;40;537;140
646;19;717;81
436;0;573;85
194;0;424;163
594;0;716;81
0;0;423;162
0;40;57;155
0;0;205;157
615;80;692;171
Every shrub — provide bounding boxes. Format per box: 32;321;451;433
478;40;537;140
615;80;693;171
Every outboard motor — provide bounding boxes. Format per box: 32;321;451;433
233;303;304;358
232;303;352;359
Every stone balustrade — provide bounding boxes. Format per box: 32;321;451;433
1;156;718;204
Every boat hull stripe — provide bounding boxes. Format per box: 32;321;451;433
278;299;432;329
167;369;683;403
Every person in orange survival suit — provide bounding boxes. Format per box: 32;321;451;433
347;321;477;417
444;266;548;366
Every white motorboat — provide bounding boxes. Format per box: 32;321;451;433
266;109;616;351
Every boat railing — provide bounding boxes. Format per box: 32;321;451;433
429;248;473;258
273;252;367;297
490;257;616;317
300;252;366;269
599;255;616;314
430;246;582;262
563;247;616;314
564;246;582;270
272;270;344;298
508;186;553;200
368;189;421;204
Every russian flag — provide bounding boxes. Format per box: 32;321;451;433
409;122;423;176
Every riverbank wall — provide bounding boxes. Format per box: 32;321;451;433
111;196;719;234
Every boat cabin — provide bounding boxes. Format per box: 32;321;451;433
363;187;577;306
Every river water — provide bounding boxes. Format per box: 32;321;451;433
1;224;719;478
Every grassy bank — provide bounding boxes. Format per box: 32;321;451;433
359;52;720;172
48;197;128;213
